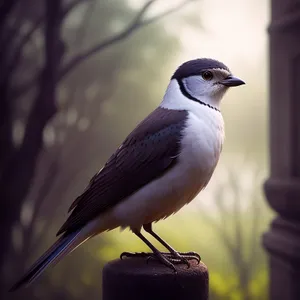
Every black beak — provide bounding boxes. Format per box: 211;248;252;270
220;75;245;87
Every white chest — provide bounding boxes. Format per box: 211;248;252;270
180;110;224;176
111;108;224;229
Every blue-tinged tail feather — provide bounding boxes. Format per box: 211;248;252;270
9;230;80;292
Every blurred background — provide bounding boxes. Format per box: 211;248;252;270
0;0;271;299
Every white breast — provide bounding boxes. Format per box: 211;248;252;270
105;108;224;231
181;109;224;176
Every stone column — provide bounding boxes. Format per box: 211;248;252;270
102;258;208;300
262;1;300;300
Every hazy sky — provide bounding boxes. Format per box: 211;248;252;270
175;0;268;69
129;0;269;70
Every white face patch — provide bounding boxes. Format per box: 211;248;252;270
181;68;231;107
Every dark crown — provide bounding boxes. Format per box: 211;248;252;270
171;58;230;80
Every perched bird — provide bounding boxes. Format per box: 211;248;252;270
10;58;244;291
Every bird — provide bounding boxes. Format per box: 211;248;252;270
10;58;245;291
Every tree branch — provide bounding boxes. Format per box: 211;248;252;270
0;0;65;248
0;19;42;86
20;159;59;266
0;0;19;75
230;171;243;266
24;1;98;255
0;0;19;29
199;208;236;254
60;0;195;79
64;0;92;16
247;168;262;278
142;0;196;26
9;0;91;101
11;0;196;100
199;169;251;298
13;0;89;55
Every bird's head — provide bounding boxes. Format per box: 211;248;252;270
162;58;245;111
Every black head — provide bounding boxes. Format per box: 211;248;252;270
171;58;231;80
167;58;245;110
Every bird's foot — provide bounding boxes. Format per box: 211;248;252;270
120;251;151;260
153;251;200;268
120;251;200;271
120;251;177;271
164;251;201;267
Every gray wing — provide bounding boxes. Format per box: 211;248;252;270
57;107;188;236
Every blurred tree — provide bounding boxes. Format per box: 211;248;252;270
197;159;270;300
0;0;198;297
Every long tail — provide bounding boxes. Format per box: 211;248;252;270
10;230;84;292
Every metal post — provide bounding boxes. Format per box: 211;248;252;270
102;257;208;300
262;1;300;299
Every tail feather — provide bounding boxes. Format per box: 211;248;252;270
9;230;81;292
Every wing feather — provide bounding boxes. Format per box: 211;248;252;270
57;107;188;236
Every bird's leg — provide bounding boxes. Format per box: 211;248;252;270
120;229;176;271
143;223;201;266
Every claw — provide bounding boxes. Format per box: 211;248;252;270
177;251;201;264
162;251;201;267
120;251;201;271
182;251;201;261
121;251;177;271
171;253;190;268
120;251;149;259
148;251;201;270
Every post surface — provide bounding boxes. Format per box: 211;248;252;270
102;257;208;300
262;1;300;299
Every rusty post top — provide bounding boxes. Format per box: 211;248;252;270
102;257;209;300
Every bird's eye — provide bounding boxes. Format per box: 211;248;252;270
201;71;213;81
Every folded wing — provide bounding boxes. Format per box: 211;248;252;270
57;107;188;236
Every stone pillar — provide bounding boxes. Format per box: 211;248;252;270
102;258;208;300
262;1;300;300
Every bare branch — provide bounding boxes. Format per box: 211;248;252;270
1;21;42;86
247;168;262;277
64;0;91;17
5;0;89;83
11;0;196;101
142;0;196;26
8;0;91;99
230;171;243;263
69;0;97;48
60;0;195;79
21;1;97;255
0;1;24;53
22;160;59;258
130;0;155;24
0;0;19;69
214;185;229;230
199;209;236;254
10;76;36;100
0;0;19;29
